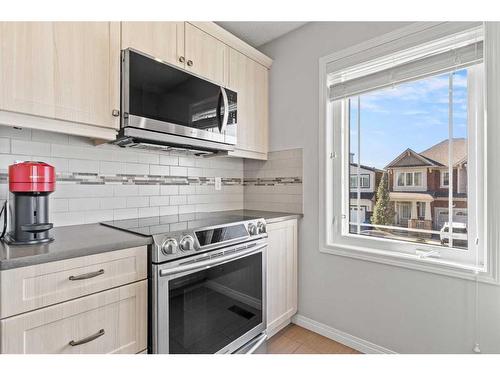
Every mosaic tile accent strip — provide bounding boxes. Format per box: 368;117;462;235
0;173;301;186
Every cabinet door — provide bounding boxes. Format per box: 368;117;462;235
121;22;185;68
185;23;228;85
0;280;147;354
266;219;298;337
228;48;269;158
0;22;120;129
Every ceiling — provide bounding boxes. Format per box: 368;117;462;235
215;22;308;48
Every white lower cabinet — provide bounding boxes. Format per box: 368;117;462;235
266;219;298;338
0;280;147;354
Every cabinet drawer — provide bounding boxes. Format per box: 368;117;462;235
0;246;147;319
0;280;147;354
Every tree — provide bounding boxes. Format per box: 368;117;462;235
371;172;395;226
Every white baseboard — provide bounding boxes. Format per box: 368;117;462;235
292;314;397;354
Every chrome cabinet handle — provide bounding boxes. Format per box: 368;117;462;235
112;109;120;117
179;56;185;63
68;269;104;281
187;60;193;67
69;329;105;346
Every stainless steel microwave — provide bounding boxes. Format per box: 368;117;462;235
115;49;237;154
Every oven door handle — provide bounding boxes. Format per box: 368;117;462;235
159;243;266;277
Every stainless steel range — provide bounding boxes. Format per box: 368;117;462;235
102;213;267;354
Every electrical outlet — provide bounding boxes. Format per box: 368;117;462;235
215;177;222;191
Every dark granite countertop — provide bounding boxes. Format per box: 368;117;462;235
0;223;152;270
0;210;301;270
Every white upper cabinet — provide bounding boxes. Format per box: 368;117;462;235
121;22;185;68
228;48;269;159
184;23;228;85
0;22;120;130
0;21;271;156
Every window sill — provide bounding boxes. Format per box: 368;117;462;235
320;243;497;284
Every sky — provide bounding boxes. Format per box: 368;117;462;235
349;69;468;170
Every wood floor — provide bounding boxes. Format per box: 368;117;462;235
267;324;361;354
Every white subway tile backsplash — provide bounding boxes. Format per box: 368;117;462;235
114;208;138;220
160;205;179;216
136;152;160;165
170;195;187;205
84;210;114;224
170;222;187;231
126;196;150;208
150;164;170;176
138;184;160;196
11;139;51;156
68;159;99;173
32;129;69;145
178;185;196;195
178;157;196;167
138;206;159;218
51;212;83;227
0;138;10;154
160;185;179;195
125;163;149;175
0;125;31;140
0;127;302;227
99;197;126;209
113;184;139;197
99;161;126;175
243;148;303;214
51;199;69;212
68;197;100;211
170;166;187;176
149;195;170;206
159;155;179;166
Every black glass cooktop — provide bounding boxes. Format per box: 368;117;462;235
101;212;258;236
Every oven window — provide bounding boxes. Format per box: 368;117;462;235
168;252;263;353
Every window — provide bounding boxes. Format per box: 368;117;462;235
321;24;487;274
416;202;426;220
441;171;450;187
350;174;370;188
396;171;422;187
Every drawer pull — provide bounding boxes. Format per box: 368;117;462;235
69;329;105;346
68;269;105;281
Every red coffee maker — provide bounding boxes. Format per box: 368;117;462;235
5;161;55;245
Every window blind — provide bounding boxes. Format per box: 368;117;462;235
329;28;483;101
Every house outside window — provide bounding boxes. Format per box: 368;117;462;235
396;171;423;187
441;171;450;187
350;174;370;188
320;23;489;276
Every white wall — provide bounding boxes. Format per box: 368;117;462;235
260;21;500;353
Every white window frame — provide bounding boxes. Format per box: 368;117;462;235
350;173;370;188
441;170;450;188
318;22;498;283
396;171;422;187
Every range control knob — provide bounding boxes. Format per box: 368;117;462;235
161;238;178;255
179;235;195;252
257;221;267;234
248;223;258;236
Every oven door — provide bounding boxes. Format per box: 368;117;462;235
122;49;237;146
152;240;266;354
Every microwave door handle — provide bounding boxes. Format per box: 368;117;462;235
216;89;223;132
220;87;229;133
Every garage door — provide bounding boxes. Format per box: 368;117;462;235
435;208;468;230
350;206;366;224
